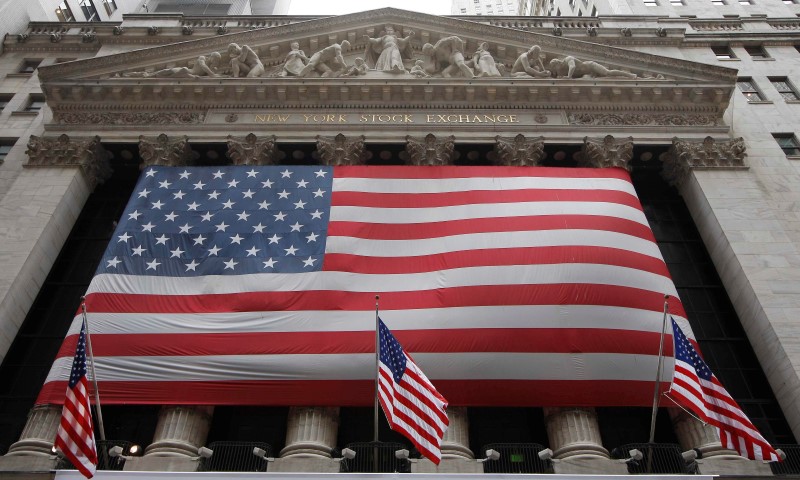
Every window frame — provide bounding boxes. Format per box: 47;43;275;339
102;0;118;15
769;77;800;101
55;1;76;21
18;59;42;74
744;45;770;59
79;0;100;21
712;45;737;60
22;94;45;114
0;139;15;164
737;77;767;102
773;133;800;157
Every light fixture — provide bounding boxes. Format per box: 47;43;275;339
618;448;643;465
334;448;356;462
395;449;417;463
197;446;214;459
681;449;698;462
128;444;141;455
477;449;500;463
253;447;276;462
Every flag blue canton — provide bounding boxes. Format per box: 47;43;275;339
69;323;88;388
101;166;333;276
671;317;712;381
379;318;408;383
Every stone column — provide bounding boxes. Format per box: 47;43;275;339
6;405;61;456
543;407;609;459
144;406;214;457
575;135;634;170
280;406;339;457
441;407;473;459
669;408;733;458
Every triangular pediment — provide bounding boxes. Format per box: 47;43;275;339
37;8;737;115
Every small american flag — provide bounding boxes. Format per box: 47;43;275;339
666;317;779;462
54;320;98;478
378;318;449;464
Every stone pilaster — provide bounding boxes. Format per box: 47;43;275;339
280;406;339;457
316;134;368;166
138;134;197;167
543;407;609;459
404;134;455;166
144;406;214;457
441;407;473;459
575;135;634;171
226;133;278;165
6;405;61;456
25;134;112;189
491;135;546;166
659;136;747;188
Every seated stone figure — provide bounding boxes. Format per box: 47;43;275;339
472;42;502;77
511;45;551;78
343;57;368;77
278;42;309;77
300;40;351;78
421;36;474;78
548;56;637;79
228;43;265;78
409;59;430;78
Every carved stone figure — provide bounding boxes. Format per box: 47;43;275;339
511;45;551;78
409;59;430;78
228;43;265;78
471;42;502;77
405;134;456;166
316;134;368;166
278;42;309;77
363;25;414;73
343;58;368;77
123;52;222;78
138;134;196;167
300;40;351;78
577;135;634;170
227;133;278;166
492;135;546;166
547;56;637;79
26;134;112;188
421;36;474;78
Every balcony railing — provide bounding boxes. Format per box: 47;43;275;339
771;444;800;475
481;443;551;473
56;439;136;471
340;441;412;473
199;441;271;472
611;443;691;474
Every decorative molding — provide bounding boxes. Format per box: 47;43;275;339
620;27;632;37
82;32;96;43
138;134;197;167
405;134;455;166
113;26;125;35
660;136;747;187
54;111;205;125
16;34;28;43
49;33;61;43
568;112;720;126
576;135;634;171
226;133;278;166
148;26;160;36
316;134;368;166
182;26;194;35
24;134;112;188
217;26;229;35
492;134;546;166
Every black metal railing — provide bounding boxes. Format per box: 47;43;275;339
611;443;690;474
771;444;800;475
199;441;272;472
480;443;551;473
340;441;412;473
56;440;138;471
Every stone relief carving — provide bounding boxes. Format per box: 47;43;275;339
300;40;351;77
492;134;546;166
363;25;414;73
123;52;222;78
343;57;368;77
138;134;197;167
568;113;719;126
25;134;112;188
228;43;265;77
405;134;456;166
470;42;503;77
316;134;368;166
548;56;637;79
422;36;474;78
275;42;309;77
660;136;747;187
409;59;430;77
112;26;124;35
226;133;278;166
511;45;551;78
576;135;634;170
54;111;205;125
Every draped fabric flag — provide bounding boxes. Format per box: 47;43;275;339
54;320;98;479
39;165;687;407
378;318;449;464
666;318;780;462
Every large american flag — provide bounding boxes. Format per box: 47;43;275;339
378;317;448;464
54;320;97;479
39;165;687;406
666;318;779;461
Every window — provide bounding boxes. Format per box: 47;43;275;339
23;95;45;113
0;95;12;111
738;0;752;5
55;58;76;64
460;7;467;11
79;0;100;21
770;77;800;101
102;0;117;15
644;0;658;6
712;46;736;59
774;134;800;156
55;1;75;21
18;59;41;74
737;78;765;102
0;141;14;163
670;0;684;5
592;5;597;14
711;0;726;4
783;0;797;4
744;45;769;58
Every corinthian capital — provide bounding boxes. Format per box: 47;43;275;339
138;134;196;167
25;134;112;189
660;136;747;187
316;134;368;166
404;134;455;166
576;135;634;171
492;134;546;166
226;133;278;166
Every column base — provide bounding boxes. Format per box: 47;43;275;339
697;455;775;475
268;454;341;472
279;442;333;458
552;455;630;474
0;454;58;471
411;457;483;473
123;455;201;472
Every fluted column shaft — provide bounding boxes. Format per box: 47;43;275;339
670;408;736;457
544;407;609;458
441;407;473;459
7;405;61;456
280;407;339;457
144;406;213;457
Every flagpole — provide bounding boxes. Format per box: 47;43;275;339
374;295;380;473
646;294;670;472
81;297;106;442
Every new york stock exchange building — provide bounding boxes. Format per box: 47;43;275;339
2;4;800;479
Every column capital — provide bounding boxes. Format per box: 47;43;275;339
492;134;546;166
138;134;197;167
576;135;634;171
404;134;455;166
226;133;278;166
316;134;368;166
25;134;112;189
660;136;747;188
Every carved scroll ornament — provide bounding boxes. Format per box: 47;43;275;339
138;134;197;167
405;134;456;166
492;134;546;166
25;134;112;188
576;135;634;171
226;133;278;166
316;134;368;166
